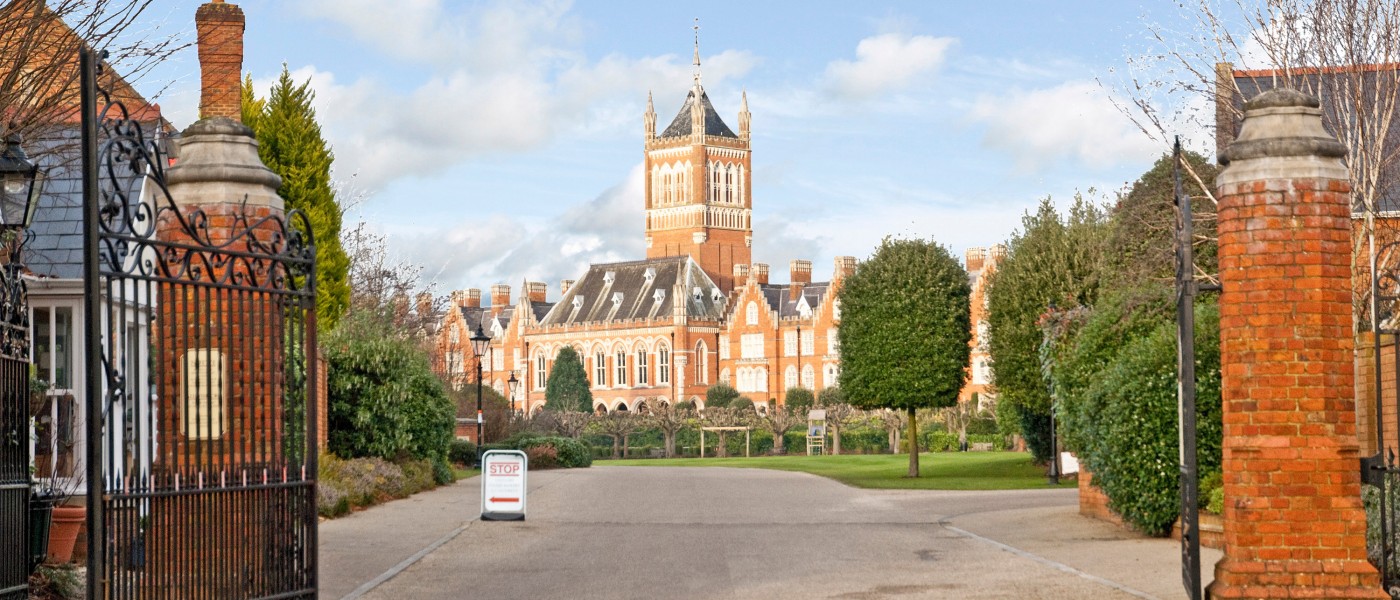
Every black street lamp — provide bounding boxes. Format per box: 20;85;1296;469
470;324;492;463
507;371;520;417
0;134;45;233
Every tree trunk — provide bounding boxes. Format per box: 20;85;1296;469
612;435;621;459
907;407;919;478
773;429;786;455
664;430;676;457
716;432;729;457
831;424;842;455
623;433;631;458
889;428;900;455
959;425;968;452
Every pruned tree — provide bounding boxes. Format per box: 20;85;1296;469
546;409;591;440
590;411;640;460
942;402;977;452
876;409;907;455
544;346;593;412
817;387;859;456
0;0;186;148
755;400;803;455
699;405;748;458
838;238;971;477
642;398;694;458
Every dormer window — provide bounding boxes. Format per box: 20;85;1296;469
604;271;616;285
653;289;666;303
710;288;723;303
572;296;584;309
644;267;656;284
692;286;703;301
612;292;624;307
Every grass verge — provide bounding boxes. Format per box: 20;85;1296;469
599;451;1076;491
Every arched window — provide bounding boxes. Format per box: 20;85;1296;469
658;346;670;385
695;341;708;384
636;348;650;386
595;403;608;414
801;364;815;389
746;302;758;325
720;368;731;385
825;363;839;387
754;367;768;392
784;366;798;390
615;348;628;386
535;352;547;389
594;350;607;387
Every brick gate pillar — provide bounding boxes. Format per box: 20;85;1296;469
1208;88;1386;599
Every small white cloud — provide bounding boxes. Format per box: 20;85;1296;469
968;80;1161;172
824;33;955;101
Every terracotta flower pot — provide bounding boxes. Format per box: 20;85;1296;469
47;505;86;564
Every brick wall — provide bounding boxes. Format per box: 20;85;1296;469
195;0;244;121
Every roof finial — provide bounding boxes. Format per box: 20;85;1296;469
692;18;701;88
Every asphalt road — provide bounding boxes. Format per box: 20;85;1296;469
321;466;1215;600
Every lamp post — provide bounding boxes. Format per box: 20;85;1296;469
507;371;520;417
470;324;491;464
0;134;45;240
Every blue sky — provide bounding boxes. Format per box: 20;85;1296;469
131;0;1249;294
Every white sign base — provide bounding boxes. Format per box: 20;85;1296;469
481;449;528;521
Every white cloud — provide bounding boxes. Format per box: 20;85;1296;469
388;163;646;291
968;80;1162;172
823;33;955;100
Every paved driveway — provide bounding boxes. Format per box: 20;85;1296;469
321;466;1216;599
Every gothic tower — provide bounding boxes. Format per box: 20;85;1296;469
643;32;752;293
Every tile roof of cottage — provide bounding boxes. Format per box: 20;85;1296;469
660;89;737;139
541;256;726;325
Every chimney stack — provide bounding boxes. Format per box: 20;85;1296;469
734;264;750;282
465;288;481;308
966;247;987;274
490;284;511;309
561;280;575;295
526;281;548;303
415;292;433;319
753;263;769;285
834;256;857;280
789;259;811;301
195;0;245;121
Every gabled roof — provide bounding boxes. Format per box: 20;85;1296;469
25;128;84;279
660;88;737;139
541;256;726;326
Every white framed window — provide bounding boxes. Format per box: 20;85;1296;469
719;335;730;360
636;349;650;386
740;333;764;359
784;366;798;390
720;368;730;385
492;347;503;371
825;363;839;387
828;328;839;355
658;346;670;385
535;353;547;389
695;341;708;384
746;302;758;325
595;351;607;387
801;364;815;389
784;331;796;357
800;330;814;355
615;349;628;386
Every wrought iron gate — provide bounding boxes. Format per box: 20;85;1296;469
80;48;318;599
0;266;30;600
1365;216;1400;597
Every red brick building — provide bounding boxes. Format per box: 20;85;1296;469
958;245;1004;411
433;53;859;414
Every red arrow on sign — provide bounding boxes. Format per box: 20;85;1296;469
489;497;519;503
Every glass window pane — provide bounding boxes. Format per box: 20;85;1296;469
55;307;72;388
34;307;51;384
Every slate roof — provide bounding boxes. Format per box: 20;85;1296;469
26;128;87;279
660;89;738;139
540;256;726;326
756;282;831;319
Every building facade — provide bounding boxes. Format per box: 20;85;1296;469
958;245;1004;412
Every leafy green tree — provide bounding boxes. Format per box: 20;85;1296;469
985;197;1108;463
837;238;971;476
783;387;815;411
242;67;351;331
704;382;739;409
1102;151;1218;288
325;310;455;463
544;346;593;412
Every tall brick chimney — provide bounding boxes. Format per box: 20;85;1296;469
834;256;857;280
195;0;245;121
966;247;986;274
490;284;511;309
789;260;811;301
465;288;481;308
734;264;749;282
560;280;575;295
526;282;547;303
752;263;769;285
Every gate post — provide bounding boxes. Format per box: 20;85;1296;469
1208;88;1386;599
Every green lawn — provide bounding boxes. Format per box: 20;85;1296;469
599;451;1076;491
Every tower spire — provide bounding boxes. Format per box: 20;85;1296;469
644;90;656;140
692;18;701;89
739;88;750;140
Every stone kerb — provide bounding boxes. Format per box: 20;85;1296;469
1207;88;1386;599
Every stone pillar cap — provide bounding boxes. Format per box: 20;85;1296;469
1219;88;1347;165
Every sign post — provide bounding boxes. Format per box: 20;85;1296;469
481;449;528;521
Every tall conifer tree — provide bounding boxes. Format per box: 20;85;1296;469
242;67;351;331
544;347;593;412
